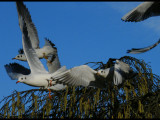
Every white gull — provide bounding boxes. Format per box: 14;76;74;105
49;60;136;88
13;1;57;62
5;19;67;99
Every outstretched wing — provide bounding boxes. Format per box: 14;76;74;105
16;1;39;49
52;65;97;87
121;2;160;22
22;18;48;74
4;63;30;80
127;39;160;54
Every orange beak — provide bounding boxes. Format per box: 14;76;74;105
12;58;16;60
16;81;20;84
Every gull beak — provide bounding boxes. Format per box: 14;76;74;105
12;58;16;60
16;81;20;84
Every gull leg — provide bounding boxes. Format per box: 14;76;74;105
48;89;52;99
50;80;52;86
43;53;48;60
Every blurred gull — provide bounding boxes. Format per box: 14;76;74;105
121;2;160;22
122;2;160;54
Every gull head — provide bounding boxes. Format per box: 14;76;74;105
12;54;26;61
17;75;27;84
97;69;107;78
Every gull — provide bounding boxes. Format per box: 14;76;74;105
13;1;57;61
127;39;160;54
50;60;136;88
5;19;67;99
121;2;160;22
6;44;66;91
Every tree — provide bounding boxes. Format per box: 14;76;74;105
0;56;160;118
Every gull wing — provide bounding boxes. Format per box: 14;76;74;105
18;48;24;54
127;39;160;54
113;60;132;85
47;54;61;73
113;69;123;86
121;2;160;22
22;19;48;74
51;66;67;75
44;38;56;48
115;60;131;73
52;65;97;87
16;1;39;49
4;63;30;80
45;38;60;73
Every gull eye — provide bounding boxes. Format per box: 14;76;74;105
25;77;26;79
101;71;103;73
17;56;19;58
21;55;22;57
21;78;23;80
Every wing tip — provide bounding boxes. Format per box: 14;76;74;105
126;49;131;53
158;39;160;44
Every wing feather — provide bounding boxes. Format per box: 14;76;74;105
16;1;39;48
53;65;97;87
127;39;160;54
113;60;133;85
22;19;48;74
4;63;30;80
113;69;123;85
121;2;157;22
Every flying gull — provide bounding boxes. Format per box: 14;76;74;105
5;19;67;99
49;60;136;88
13;1;57;62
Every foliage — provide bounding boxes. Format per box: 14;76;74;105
0;56;160;118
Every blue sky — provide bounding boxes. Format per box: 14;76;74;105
1;2;160;101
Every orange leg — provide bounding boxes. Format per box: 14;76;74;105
43;53;48;59
50;80;52;86
48;89;52;99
